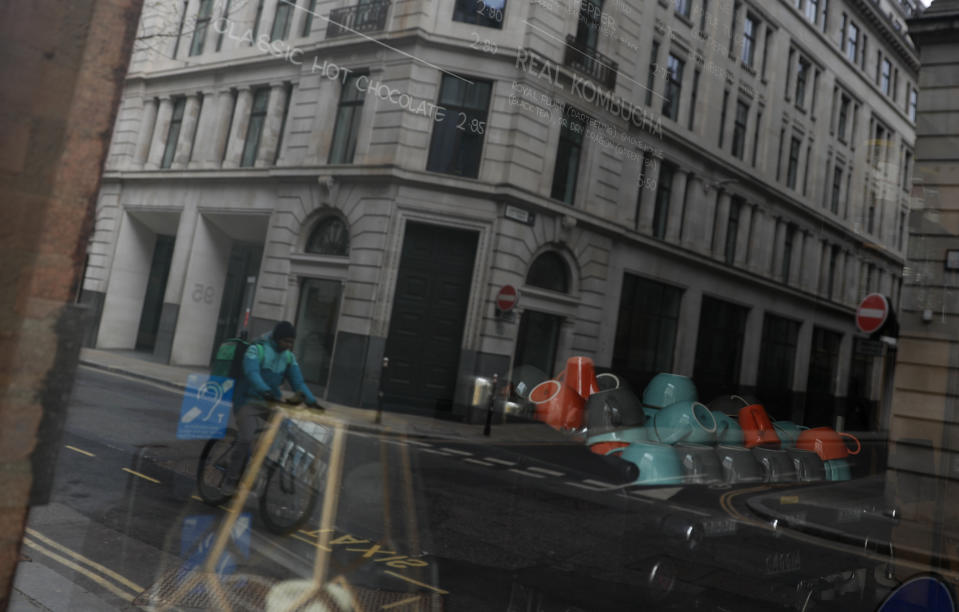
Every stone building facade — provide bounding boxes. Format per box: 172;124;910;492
83;0;919;421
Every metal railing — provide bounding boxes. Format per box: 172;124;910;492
563;35;619;91
326;0;391;38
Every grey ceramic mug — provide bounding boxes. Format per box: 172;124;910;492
787;448;826;481
675;443;723;485
751;447;797;483
715;445;764;484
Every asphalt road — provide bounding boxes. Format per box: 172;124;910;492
11;367;906;611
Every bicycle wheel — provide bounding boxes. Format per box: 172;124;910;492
196;428;239;506
259;457;324;535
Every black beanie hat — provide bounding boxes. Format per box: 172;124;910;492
273;321;296;341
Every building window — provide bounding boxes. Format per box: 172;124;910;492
646;40;660;107
761;30;772;79
453;0;506;29
716;90;730;149
270;0;294;41
756;314;800;419
846;22;858;64
306;217;350;256
902;150;913;192
328;73;365;164
802;145;812;196
215;0;232;51
241;87;270;167
515;311;564;381
652;162;676;239
782;224;795;281
898;210;907;250
732;99;748;159
805;0;818;23
302;0;317;35
251;0;265;42
786;137;801;189
612;274;683;392
837;94;850;142
724;197;742;264
861;34;868;70
827;246;839;299
426;76;492;179
161;97;186;169
551;106;588;204
742;15;756;68
662;54;685;121
528;252;570;293
795;57;810;109
699;0;709;31
908;86;918;121
688;69;700;130
675;0;691;18
831;165;843;213
821;0;829;32
694;297;748;402
189;0;215;56
172;0;189;58
751;109;762;167
776;128;785;181
880;58;892;95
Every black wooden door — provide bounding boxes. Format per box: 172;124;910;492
382;222;478;411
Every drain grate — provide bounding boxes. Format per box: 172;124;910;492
135;567;443;611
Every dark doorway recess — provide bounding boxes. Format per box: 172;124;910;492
136;235;175;351
382;222;478;413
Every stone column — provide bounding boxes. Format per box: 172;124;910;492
665;169;688;242
638;175;657;235
208;89;235;167
223;87;253;168
189;89;217;168
133;97;159;168
172;93;202;169
145;96;174;169
772;219;787;280
746;207;765;273
674;287;703;376
845;254;860;305
788;229;804;286
698;185;719;255
712;191;731;260
154;203;201;361
96;213;157;349
255;82;289;167
803;235;822;293
681;175;707;251
791;320;814;422
734;202;752;268
832;250;846;302
740;304;764;389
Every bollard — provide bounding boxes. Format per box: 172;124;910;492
483;373;498;437
375;356;388;425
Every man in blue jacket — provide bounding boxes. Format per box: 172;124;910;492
225;321;321;492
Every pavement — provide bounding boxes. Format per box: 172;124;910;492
73;347;561;444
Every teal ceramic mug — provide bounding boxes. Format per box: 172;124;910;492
713;411;744;445
642;373;698;409
651;400;717;445
587;426;648;446
823;458;852;481
772;420;809;449
607;441;683;486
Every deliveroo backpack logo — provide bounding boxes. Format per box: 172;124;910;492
177;374;235;440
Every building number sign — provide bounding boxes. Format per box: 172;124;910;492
192;283;216;304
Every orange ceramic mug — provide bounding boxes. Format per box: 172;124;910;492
530;379;586;430
796;427;861;461
564;356;599;399
738;404;781;448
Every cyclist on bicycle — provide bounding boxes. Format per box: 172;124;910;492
224;321;321;493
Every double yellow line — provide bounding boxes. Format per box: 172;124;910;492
21;528;144;602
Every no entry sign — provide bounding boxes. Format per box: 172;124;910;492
856;293;889;334
496;285;518;312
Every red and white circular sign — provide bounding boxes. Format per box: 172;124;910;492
856;293;889;334
496;285;518;312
